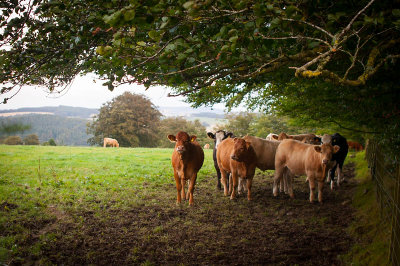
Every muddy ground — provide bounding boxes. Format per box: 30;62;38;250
22;164;356;265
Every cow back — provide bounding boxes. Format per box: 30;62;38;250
243;135;280;171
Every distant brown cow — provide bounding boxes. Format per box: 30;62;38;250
274;139;339;203
273;132;321;145
217;137;257;200
204;143;210;149
103;137;119;147
168;131;204;205
347;141;363;151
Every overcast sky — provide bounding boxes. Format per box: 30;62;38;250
0;74;229;111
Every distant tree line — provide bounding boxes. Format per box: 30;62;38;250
0;115;90;146
1;93;364;148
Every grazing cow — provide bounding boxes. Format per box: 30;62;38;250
242;135;293;195
266;133;278;141
273;132;321;145
321;133;349;190
347;141;363;151
204;143;210;149
217;137;257;200
168;131;204;205
207;130;235;190
103;137;119;147
274;139;340;203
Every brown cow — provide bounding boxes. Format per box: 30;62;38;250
168;131;204;205
273;132;321;145
217;137;257;200
204;143;210;149
103;137;119;147
347;141;363;151
242;135;292;194
273;139;339;203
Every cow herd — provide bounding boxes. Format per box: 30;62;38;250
167;130;363;206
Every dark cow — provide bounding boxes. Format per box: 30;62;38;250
216;137;257;200
321;133;349;190
207;130;234;190
168;131;204;205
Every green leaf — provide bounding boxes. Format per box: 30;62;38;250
393;9;400;17
123;9;135;21
229;36;238;43
137;41;146;46
221;45;230;52
148;30;160;41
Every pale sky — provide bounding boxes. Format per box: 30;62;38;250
0;74;226;111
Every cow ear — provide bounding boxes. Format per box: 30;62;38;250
333;145;340;153
314;146;322;153
233;137;238;142
190;135;197;142
207;132;215;139
272;135;278;140
245;141;251;149
227;132;234;138
167;135;176;142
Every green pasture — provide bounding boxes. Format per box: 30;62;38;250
0;145;215;262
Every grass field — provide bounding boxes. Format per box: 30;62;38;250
0;145;385;265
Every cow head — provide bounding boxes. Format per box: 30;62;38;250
207;130;234;149
321;134;332;144
314;143;340;165
168;131;197;154
230;138;251;162
310;136;322;145
277;132;292;141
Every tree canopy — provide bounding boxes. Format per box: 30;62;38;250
1;0;399;145
87;92;162;147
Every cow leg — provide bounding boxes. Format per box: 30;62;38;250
329;164;337;190
273;167;284;197
284;169;294;198
220;170;229;196
308;177;316;203
318;180;324;203
174;171;182;204
216;167;222;190
230;172;238;200
238;178;243;195
187;174;196;206
246;178;253;201
181;178;186;201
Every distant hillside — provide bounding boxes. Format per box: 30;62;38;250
0;105;98;119
0;114;92;146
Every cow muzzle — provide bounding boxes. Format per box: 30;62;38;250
322;159;329;164
231;154;239;161
176;146;185;154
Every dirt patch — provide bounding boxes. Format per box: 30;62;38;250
30;164;357;265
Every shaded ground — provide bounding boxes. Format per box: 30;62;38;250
17;164;356;265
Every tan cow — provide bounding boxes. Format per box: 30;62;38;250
242;135;293;195
103;137;119;147
273;132;321;145
217;137;257;200
204;143;210;149
168;131;204;205
273;139;339;203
